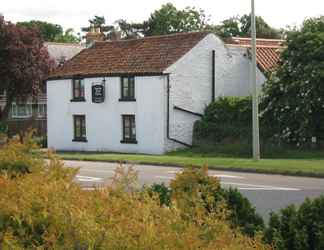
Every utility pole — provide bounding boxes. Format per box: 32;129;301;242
251;0;260;160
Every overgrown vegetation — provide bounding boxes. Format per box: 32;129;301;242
0;133;42;176
264;196;324;250
2;135;324;249
194;96;252;146
146;168;264;237
262;16;324;148
0;137;269;249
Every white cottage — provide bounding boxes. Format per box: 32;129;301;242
47;32;273;154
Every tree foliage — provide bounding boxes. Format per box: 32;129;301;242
16;20;62;41
261;16;324;147
89;5;280;41
264;196;324;250
82;15;114;33
0;17;54;120
148;167;264;237
114;3;208;39
0;139;270;249
53;28;80;43
16;20;80;43
213;15;281;39
194;97;252;144
144;3;208;36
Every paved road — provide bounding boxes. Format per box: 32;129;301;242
63;160;324;220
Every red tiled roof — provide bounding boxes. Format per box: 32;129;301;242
48;32;209;79
226;37;284;72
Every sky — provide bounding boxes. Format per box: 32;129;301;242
1;0;323;33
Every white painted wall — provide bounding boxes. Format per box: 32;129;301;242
47;75;166;154
163;34;224;151
163;34;266;152
219;45;266;97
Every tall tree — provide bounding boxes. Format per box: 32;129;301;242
81;15;114;33
115;19;145;39
115;3;208;38
145;3;208;36
0;17;54;120
240;14;280;39
17;20;80;43
261;16;324;147
53;28;80;43
16;20;62;41
213;15;281;39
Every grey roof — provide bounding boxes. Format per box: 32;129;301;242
44;42;85;65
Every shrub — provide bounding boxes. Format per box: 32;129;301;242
0;132;43;177
0;122;7;135
0;141;270;249
147;167;264;237
222;188;264;236
264;196;324;250
33;136;47;148
194;97;252;144
146;183;171;206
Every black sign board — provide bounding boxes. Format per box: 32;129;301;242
92;84;105;103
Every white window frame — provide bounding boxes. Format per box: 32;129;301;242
37;104;47;118
11;103;33;119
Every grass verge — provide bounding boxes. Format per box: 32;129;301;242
57;151;324;178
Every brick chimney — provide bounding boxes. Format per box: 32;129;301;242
85;24;106;47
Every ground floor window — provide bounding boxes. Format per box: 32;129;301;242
73;115;87;142
37;104;47;118
11;103;33;118
121;115;137;143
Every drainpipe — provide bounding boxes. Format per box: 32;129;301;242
212;50;216;102
166;74;192;147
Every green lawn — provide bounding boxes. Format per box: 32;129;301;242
57;150;324;178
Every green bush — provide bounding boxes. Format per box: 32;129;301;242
148;167;264;237
264;196;324;250
146;183;171;206
33;136;47;148
0;140;270;249
0;122;7;134
0;133;43;177
194;97;252;144
222;188;264;236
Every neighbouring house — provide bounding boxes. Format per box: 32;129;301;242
0;42;85;137
46;32;283;154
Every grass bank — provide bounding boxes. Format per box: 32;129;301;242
57;150;324;178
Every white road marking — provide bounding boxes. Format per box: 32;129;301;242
76;175;104;182
80;169;115;174
167;172;245;180
155;175;174;180
212;174;245;179
222;182;300;191
167;170;180;174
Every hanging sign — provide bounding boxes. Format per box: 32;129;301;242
92;83;105;103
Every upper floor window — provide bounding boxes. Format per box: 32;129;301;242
11;103;33;119
120;76;135;101
72;79;85;101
